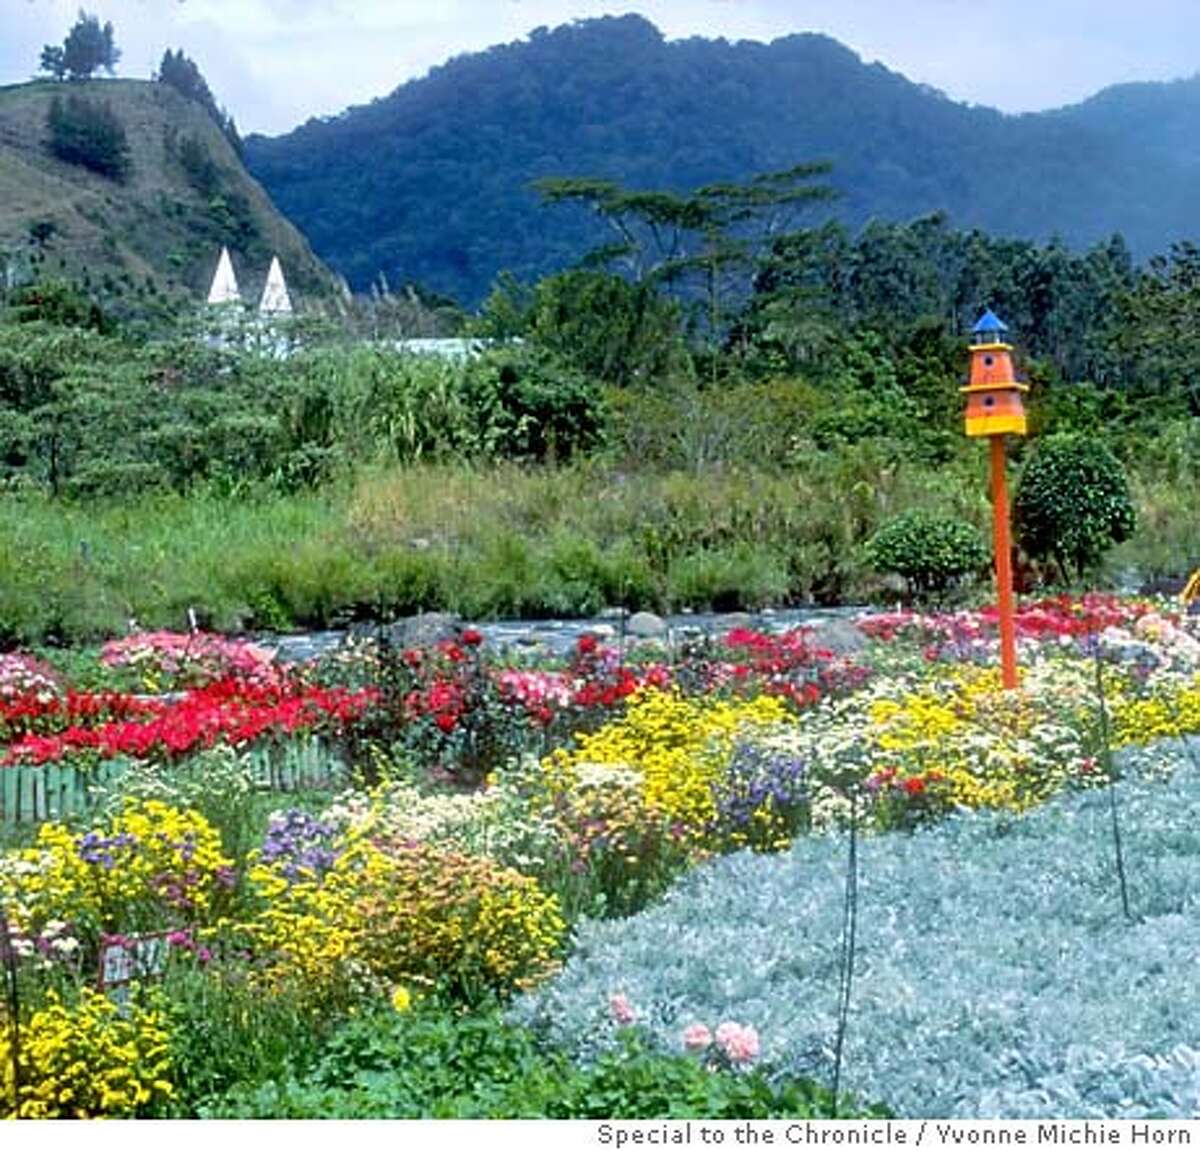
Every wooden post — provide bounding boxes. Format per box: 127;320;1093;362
990;435;1019;690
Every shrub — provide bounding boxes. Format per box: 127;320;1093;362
667;543;791;611
176;132;221;197
525;268;685;387
1014;433;1136;581
865;510;988;600
5;279;110;330
463;348;606;462
46;94;131;181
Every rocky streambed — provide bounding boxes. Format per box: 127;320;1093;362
266;605;874;665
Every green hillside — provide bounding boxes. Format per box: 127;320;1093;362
0;78;339;316
244;14;1200;304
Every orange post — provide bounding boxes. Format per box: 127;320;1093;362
966;309;1025;691
990;435;1019;690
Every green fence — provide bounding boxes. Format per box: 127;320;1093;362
0;738;345;825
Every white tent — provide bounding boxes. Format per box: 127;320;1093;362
206;246;241;305
258;255;293;316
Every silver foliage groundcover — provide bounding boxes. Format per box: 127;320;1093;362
513;755;1200;1118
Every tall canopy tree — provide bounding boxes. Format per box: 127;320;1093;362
535;165;837;341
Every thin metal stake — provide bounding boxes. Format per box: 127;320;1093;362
0;907;20;1116
1093;647;1133;923
832;788;859;1117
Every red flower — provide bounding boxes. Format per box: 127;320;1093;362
902;777;926;796
577;634;598;656
434;712;458;733
3;679;375;766
461;629;484;647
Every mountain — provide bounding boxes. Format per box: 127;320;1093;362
0;78;339;315
243;15;1200;306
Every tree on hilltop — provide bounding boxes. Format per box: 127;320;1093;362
39;10;121;81
157;48;243;155
39;45;68;81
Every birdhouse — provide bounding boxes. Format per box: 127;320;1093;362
961;309;1028;438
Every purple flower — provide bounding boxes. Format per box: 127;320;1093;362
261;809;340;881
78;830;137;868
711;740;809;841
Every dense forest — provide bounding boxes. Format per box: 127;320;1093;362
246;14;1200;304
2;201;1198;642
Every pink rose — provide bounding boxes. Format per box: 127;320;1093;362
682;1023;713;1052
715;1021;760;1065
609;993;636;1026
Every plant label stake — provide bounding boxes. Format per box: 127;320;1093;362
963;310;1028;690
98;931;173;1012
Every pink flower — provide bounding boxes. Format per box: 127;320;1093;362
608;993;636;1026
715;1021;760;1065
682;1023;712;1052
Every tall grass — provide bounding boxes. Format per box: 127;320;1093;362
0;448;1184;645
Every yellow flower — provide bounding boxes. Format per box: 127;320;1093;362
544;687;792;846
244;836;564;1001
1;988;174;1119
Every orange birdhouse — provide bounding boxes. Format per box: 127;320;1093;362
962;309;1027;438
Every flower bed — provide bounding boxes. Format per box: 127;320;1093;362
512;753;1200;1118
2;597;1200;1118
0;633;375;823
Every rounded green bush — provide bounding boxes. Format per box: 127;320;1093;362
1013;433;1136;581
865;510;987;599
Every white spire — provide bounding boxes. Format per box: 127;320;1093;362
206;246;241;305
258;255;293;315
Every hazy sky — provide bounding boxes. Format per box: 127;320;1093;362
3;0;1199;135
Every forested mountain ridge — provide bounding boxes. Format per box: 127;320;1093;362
243;14;1200;305
0;78;339;316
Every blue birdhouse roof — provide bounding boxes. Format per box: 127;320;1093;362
972;309;1009;335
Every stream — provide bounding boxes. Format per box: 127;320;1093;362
264;605;874;664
